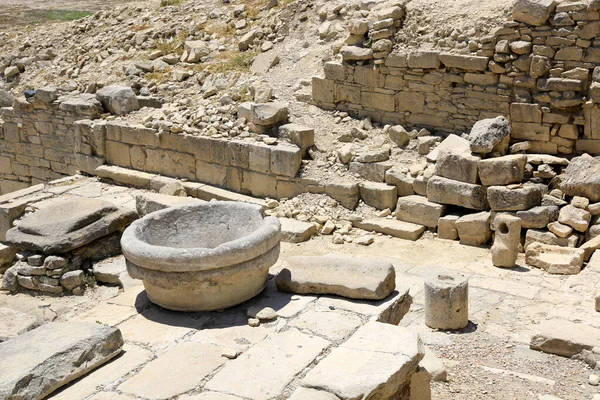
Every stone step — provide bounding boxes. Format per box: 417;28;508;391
300;321;425;399
396;195;446;228
530;318;600;357
275;254;396;300
353;218;425;241
0;321;123;399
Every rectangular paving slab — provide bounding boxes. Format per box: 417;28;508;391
530;318;600;357
204;328;330;399
0;321;123;400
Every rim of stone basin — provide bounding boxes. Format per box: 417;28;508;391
121;201;281;272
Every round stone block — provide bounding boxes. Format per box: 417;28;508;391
424;271;469;330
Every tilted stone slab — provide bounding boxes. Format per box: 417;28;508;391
530;319;600;357
275;255;396;300
301;322;425;399
353;218;425;241
0;321;123;399
6;198;137;254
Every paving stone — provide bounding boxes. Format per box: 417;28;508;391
179;393;244;400
75;303;138;327
275;255;396;300
0;321;123;400
87;393;136;400
0;307;41;342
301;322;424;399
530;318;600;357
51;344;153;400
119;342;227;399
190;313;275;351
247;278;317;319
289;387;342;399
279;218;317;243
204;329;330;400
525;242;584;275
117;307;206;349
288;310;363;341
353;218;425;241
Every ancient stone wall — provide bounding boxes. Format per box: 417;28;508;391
0;94;305;198
312;2;600;155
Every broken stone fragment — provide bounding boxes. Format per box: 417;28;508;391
513;0;558;26
469;116;511;154
275;255;396;300
96;85;140;116
558;204;591;232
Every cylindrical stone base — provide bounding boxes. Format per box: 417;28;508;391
424;271;469;330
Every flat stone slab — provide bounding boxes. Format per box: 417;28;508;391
530;319;600;357
119;342;228;400
280;218;317;243
135;192;204;217
6;198;137;254
275;255;396;300
353;218;425;241
0;321;123;399
204;328;330;400
301;321;424;399
0;307;41;342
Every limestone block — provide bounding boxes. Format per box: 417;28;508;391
96;85;139;116
455;212;492;246
530;319;600;357
278;124;314;157
301;322;424;399
349;161;393;182
524;229;578;249
427;134;468;162
420;346;448;382
407;51;440;69
0;322;123;400
0;307;40;342
478;154;527;186
275;255;396;300
280;218;316;243
558;204;591;232
181;40;209;63
410;367;432;400
396;195;446;228
548;221;573;238
427;176;489;211
340;46;373;62
438;215;460;240
135;192;203;217
424;270;469;330
580;235;600;261
325;182;360;210
559;154;600;201
386;169;415;196
511;122;550;142
439;53;489;71
513;0;558;26
525;242;584;274
469;116;511;155
359;182;397;210
487;184;543;211
270;145;301;177
353;219;426;241
434;147;480;184
516;205;559;229
491;214;521;268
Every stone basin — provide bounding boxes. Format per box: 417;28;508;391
121;201;281;311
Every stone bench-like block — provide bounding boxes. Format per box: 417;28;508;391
121;201;281;311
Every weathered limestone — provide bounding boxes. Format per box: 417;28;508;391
558;204;591;232
135;192;203;217
275;255;396;300
6;198;136;254
491;214;521;268
455;212;492;246
424;271;469;330
478;155;527;186
0;307;40;342
487;184;543;211
525;229;578;249
517;206;559;229
427;176;489;211
181;40;209;63
530;319;600;357
560;155;600;202
280;218;317;243
396;195;446;228
525;242;585;274
353;219;426;241
96;85;139;116
359;182;397;210
434;146;480;184
437;215;460;240
121;202;281;311
513;0;558;26
0;322;123;400
301;322;425;399
469;116;511;154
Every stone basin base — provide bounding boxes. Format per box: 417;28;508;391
127;244;280;312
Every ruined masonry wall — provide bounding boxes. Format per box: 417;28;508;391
0;96;305;198
313;3;600;156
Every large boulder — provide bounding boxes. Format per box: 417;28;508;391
469;116;511;154
512;0;557;26
96;85;140;116
559;154;600;202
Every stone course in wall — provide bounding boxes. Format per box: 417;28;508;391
312;0;600;155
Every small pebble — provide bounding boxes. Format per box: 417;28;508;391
248;318;260;327
589;373;599;386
